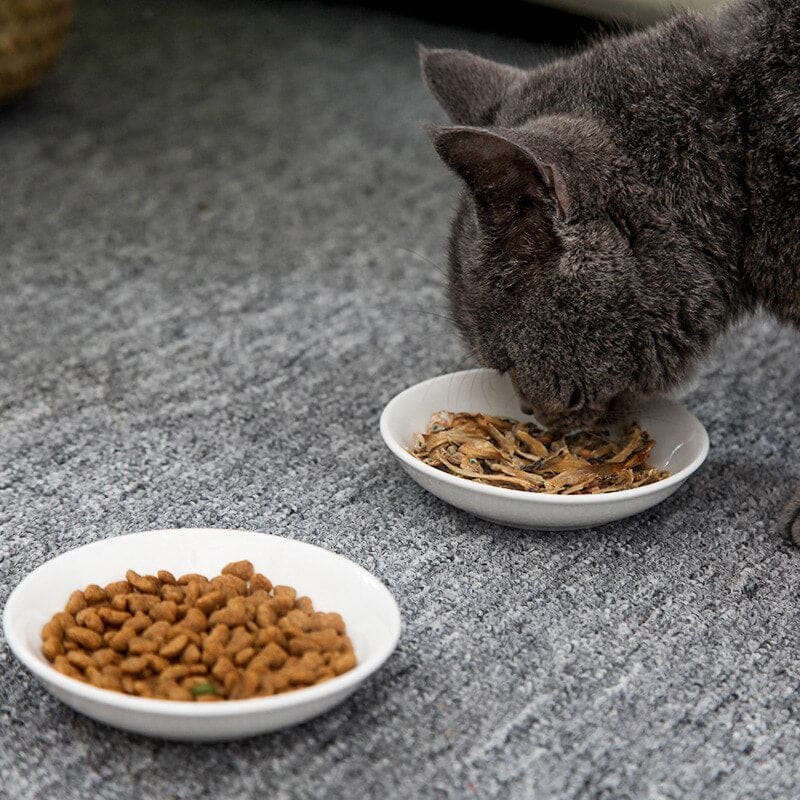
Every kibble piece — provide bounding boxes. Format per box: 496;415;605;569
222;559;254;581
181;643;201;664
104;580;130;597
182;607;208;632
177;573;208;586
142;620;171;643
53;655;83;679
160;584;184;603
149;600;178;622
74;608;104;634
65;591;87;616
125;570;160;595
250;573;272;593
66;626;103;650
92;648;119;667
159;633;189;659
97;607;131;626
83;584;107;604
120;655;150;674
128;636;159;655
42;637;63;660
127;594;160;614
196;590;225;615
157;570;176;585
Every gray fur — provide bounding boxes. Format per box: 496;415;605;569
420;0;800;540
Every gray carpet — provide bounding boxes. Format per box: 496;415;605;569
2;1;800;798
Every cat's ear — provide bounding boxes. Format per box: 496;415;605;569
419;47;523;126
431;126;570;220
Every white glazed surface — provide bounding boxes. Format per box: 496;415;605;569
3;529;401;741
380;369;709;530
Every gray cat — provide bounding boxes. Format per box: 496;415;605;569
420;0;800;541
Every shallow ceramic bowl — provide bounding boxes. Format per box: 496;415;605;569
380;369;709;530
3;528;401;741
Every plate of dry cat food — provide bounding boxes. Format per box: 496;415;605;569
3;529;401;741
380;369;708;529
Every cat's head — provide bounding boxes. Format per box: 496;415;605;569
421;47;714;430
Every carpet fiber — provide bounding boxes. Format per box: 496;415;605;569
2;1;800;798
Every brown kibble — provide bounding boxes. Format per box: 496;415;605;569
182;607;208;632
147;654;171;673
196;693;223;702
128;636;159;655
66;626;103;650
157;570;176;585
295;596;314;614
92;648;119;667
209;596;248;627
308;612;345;634
196;590;225;615
262;642;288;669
110;593;129;611
181;643;201;664
249;573;273;594
159;634;189;659
201;637;225;667
211;656;236;682
255;603;277;628
74;608;104;634
177;572;208;586
97;607;131;626
53;655;83;679
222;559;254;581
120;655;150;674
127;594;160;614
142;620;171;643
65;590;87;616
160;584;184;603
41;617;63;641
66;650;95;671
211;574;248;600
120;675;136;693
83;584;107;604
128;611;152;633
42;637;63;660
104;580;130;597
332;651;357;675
125;570;159;594
108;625;136;652
234;647;255;667
226;626;254;654
149;600;178;622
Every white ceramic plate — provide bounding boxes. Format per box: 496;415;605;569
3;528;401;741
380;369;709;530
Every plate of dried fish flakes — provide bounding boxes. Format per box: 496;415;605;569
380;369;708;530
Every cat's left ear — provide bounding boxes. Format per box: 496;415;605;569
420;47;523;126
431;126;570;221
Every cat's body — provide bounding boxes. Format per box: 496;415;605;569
420;0;800;539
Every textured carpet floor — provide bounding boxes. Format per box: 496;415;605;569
2;1;800;798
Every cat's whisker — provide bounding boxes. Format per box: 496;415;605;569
397;247;449;281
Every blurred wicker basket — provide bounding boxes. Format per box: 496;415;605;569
0;0;75;105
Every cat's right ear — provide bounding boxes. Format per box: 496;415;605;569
430;126;570;222
419;46;523;126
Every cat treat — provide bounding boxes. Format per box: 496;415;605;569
41;560;356;701
410;412;669;494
